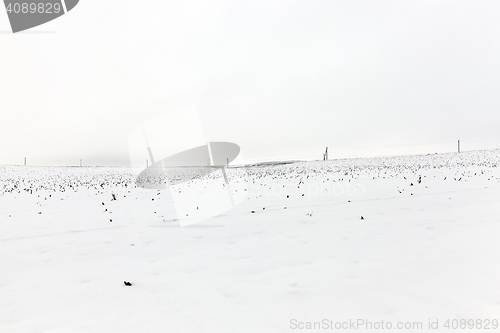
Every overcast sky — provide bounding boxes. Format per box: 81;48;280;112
1;1;500;166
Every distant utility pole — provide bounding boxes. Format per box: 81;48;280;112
458;140;460;153
80;159;82;167
323;147;328;160
24;157;26;166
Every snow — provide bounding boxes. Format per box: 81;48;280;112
1;150;500;332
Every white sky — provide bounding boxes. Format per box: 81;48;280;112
1;1;500;166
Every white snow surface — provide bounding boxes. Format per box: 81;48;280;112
1;150;500;332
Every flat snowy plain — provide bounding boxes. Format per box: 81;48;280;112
1;150;499;332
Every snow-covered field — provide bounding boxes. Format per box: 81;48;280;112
1;150;500;332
